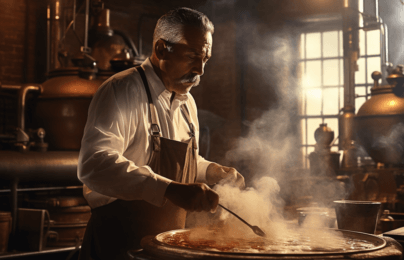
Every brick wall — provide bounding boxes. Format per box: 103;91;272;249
0;0;47;84
0;0;29;84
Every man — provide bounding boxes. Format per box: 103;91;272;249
77;7;244;260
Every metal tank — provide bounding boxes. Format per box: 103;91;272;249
355;67;404;165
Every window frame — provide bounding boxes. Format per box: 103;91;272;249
298;21;382;168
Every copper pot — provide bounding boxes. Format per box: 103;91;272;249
0;212;12;254
355;85;404;164
47;205;91;224
35;68;106;150
44;204;91;247
45;222;87;247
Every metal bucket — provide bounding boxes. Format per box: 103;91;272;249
334;200;381;234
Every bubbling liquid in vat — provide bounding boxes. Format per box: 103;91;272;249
160;228;382;254
180;178;383;255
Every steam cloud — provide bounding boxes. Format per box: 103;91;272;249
186;177;344;250
186;22;347;249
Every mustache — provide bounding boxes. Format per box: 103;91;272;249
179;73;200;83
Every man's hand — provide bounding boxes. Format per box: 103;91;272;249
206;163;245;189
164;182;219;212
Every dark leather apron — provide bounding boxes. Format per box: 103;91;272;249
78;66;198;260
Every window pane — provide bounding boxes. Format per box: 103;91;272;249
305;61;321;87
359;29;366;56
340;59;344;85
323;88;339;115
367;30;380;55
355;58;366;84
306;88;322;115
308;118;323;145
300;89;306;114
340;87;344;110
367;57;381;83
299;61;305;83
323;59;339;86
355;86;366;113
301;119;307;144
306;33;321;59
300;34;305;59
339;31;343;56
356;86;366;94
323;31;339;57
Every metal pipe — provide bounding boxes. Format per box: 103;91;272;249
0;186;83;193
18;85;42;131
342;0;360;109
0;151;80;184
0;85;20;90
378;17;391;83
1;84;42;132
73;0;76;31
375;0;379;22
83;0;90;53
46;4;51;75
339;0;360;168
49;0;62;70
384;22;388;66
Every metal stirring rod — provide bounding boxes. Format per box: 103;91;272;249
218;204;266;237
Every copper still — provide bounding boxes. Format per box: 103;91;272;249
35;69;106;150
33;0;141;151
355;67;404;165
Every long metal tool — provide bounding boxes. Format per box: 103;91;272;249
218;204;266;237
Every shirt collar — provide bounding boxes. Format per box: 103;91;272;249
141;58;189;103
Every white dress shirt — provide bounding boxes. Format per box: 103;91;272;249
77;58;212;209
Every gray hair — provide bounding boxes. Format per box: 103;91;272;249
153;7;214;49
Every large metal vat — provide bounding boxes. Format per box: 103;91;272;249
128;229;402;260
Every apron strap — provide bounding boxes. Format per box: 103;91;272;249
136;66;161;136
180;104;198;150
136;66;197;150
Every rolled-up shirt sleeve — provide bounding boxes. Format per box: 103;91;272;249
78;76;171;207
196;155;211;183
